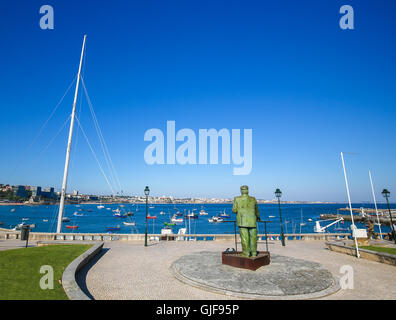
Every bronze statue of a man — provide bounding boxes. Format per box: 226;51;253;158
232;185;260;257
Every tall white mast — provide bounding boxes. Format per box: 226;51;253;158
369;170;383;239
56;35;87;234
341;152;360;258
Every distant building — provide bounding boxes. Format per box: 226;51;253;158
13;185;27;198
41;187;55;199
31;186;42;197
73;190;79;196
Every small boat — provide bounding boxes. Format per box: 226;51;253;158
126;212;134;216
73;212;84;217
147;215;157;220
13;222;36;230
185;212;198;219
106;208;111;210
113;208;121;213
123;221;136;226
208;216;223;223
160;211;166;215
66;225;78;230
120;205;125;208
171;214;183;223
149;206;155;209
220;210;230;218
62;217;70;222
114;213;127;218
10;208;15;213
269;215;275;218
308;218;313;222
22;218;29;221
106;225;121;231
97;205;104;209
164;222;176;226
42;219;48;222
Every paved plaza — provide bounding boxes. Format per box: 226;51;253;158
80;240;396;300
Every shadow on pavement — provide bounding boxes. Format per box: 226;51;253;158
76;247;110;300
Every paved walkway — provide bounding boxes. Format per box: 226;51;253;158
82;240;396;300
0;239;38;251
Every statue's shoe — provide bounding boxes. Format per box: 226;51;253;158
251;253;258;257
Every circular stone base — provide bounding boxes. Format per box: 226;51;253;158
171;251;340;300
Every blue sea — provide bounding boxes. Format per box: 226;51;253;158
0;203;393;235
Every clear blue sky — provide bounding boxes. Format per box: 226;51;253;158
0;0;395;202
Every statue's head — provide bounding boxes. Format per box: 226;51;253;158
240;185;249;195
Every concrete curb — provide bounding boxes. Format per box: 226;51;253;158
326;241;396;266
62;242;104;300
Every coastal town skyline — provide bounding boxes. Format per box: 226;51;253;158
0;182;392;205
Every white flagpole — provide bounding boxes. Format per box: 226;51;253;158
56;35;87;234
341;152;360;258
369;170;383;239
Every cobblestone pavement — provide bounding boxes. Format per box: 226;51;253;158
82;240;396;300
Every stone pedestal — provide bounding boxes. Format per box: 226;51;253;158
222;251;270;271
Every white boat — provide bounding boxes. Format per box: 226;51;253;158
62;217;70;222
160;211;165;215
208;216;223;223
269;215;275;218
97;205;104;209
22;218;29;221
307;218;313;222
171;214;183;223
13;222;36;230
106;208;111;210
43;219;48;222
73;212;84;217
10;208;15;213
123;221;136;226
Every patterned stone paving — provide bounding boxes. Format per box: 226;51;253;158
172;251;339;299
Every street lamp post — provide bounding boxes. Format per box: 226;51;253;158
382;189;396;244
144;186;150;247
275;188;286;247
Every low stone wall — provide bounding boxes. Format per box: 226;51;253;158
61;241;104;300
326;242;396;266
0;230;350;242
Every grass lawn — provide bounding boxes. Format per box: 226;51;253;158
359;246;396;255
0;244;92;300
